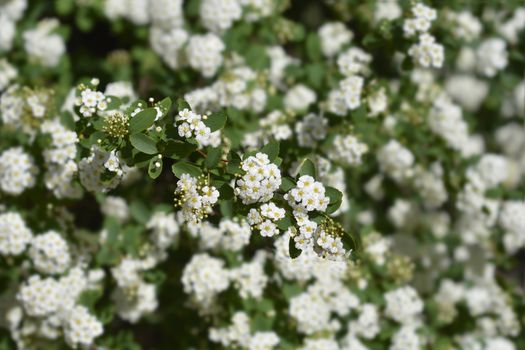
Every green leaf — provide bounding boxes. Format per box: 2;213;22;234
298;158;316;178
280;177;296;192
123;226;142;256
105;95;122;110
129;133;158;154
148;157;163;179
96;218;120;265
325;186;343;214
205;147;222;168
260;141;280;161
163;140;197;159
306;33;322;62
177;98;191;111
220;200;233;218
282;282;302;300
129;108;157;134
289;236;302;259
226;151;242;175
245;45;270;69
203;110;227;132
133;152;154;168
60;111;75;130
157;97;172;115
56;0;74;15
352;105;367;121
171;161;202;178
276;215;293;230
342;231;357;252
306;63;324;89
325;186;343;203
219;183;234;200
250;314;274;332
130;201;150;224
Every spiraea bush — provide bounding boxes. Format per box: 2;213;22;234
0;0;524;349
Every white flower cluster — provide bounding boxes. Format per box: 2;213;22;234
314;225;346;261
191;218;251;252
17;275;64;317
213;65;267;113
113;279;158;323
413;163;448;209
147;211;180;250
286;175;329;215
327;75;365;115
476;38;508;77
248;202;286;237
186;33;225;78
29;231;71;275
403;3;437;37
0;0;26;52
242;110;293;148
16;268;104;348
327;134;368;166
78;146;123;193
408;33;445;68
283;175;347;259
235;153;281;204
429;96;479;157
62;305;104;349
101;196;129;223
229;259;268;299
0;59;17;91
0;85;23;126
174;174;219;222
445;74;488;112
75;85;109;117
284;84;317;111
499;201;525;254
290;280;359;334
318;22;353;57
239;0;274;21
295;113;328;148
104;0;149;25
210;312;280;350
0;147;38;195
390;325;421;350
376;140;414;183
0;212;33;256
446;11;482;42
200;0;241;33
498;7;525;44
23;18;65;67
149;26;188;70
41;120;81;199
175;108;215;147
404;3;444;68
110;256;160;323
181;253;229;308
384;286;424;324
337;48;372;77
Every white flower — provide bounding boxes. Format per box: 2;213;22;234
29;231;71;275
62;305;103;348
259;220;278;237
0;147;38;195
0;212;33;256
235;153;281;204
186;33;225;78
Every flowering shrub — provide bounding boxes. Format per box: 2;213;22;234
1;0;524;349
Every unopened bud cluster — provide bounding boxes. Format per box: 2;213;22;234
103;110;129;138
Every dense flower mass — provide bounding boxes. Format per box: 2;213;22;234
0;0;524;349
